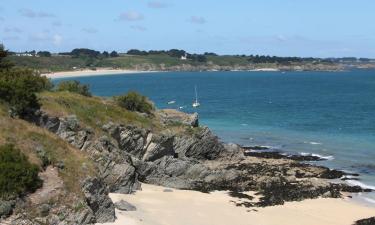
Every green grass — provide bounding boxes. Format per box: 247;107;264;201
0;104;96;197
8;54;253;72
39;91;158;131
8;55;98;72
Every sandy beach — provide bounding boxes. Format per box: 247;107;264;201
99;183;375;225
43;69;158;79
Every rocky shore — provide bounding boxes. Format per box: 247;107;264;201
2;108;373;224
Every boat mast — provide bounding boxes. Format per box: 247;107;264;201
195;85;198;103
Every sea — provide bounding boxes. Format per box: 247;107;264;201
53;70;375;204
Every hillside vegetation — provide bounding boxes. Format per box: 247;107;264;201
8;47;369;73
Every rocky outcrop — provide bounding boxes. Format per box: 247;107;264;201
354;217;375;225
26;110;372;213
81;177;115;223
159;109;199;127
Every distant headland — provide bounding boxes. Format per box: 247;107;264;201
8;48;375;74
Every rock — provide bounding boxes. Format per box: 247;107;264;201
81;177;116;223
0;200;14;218
163;189;173;192
104;162;141;194
76;208;95;225
142;134;175;162
38;204;51;217
114;200;137;211
158;109;199;127
355;217;375;225
176;127;227;160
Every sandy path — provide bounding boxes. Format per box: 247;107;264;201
98;183;375;225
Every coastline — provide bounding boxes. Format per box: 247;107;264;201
99;183;375;225
42;69;159;79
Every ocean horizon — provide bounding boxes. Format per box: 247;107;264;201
54;70;375;204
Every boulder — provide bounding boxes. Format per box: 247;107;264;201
0;200;14;218
114;200;137;211
81;177;116;223
158;109;199;127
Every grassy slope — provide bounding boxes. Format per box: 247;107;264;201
39;91;159;132
9;54;255;72
0;103;95;196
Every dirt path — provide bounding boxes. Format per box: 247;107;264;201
28;166;64;205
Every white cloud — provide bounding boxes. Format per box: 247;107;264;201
189;16;206;24
148;1;169;9
29;32;62;46
275;34;287;42
19;8;55;18
130;25;147;31
118;11;144;22
53;34;63;46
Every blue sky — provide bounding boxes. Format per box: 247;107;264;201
1;0;375;57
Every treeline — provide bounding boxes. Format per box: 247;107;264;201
126;49;208;62
59;48;119;58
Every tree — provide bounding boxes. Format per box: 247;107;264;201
127;49;148;56
102;51;109;58
56;80;91;97
70;48;101;58
109;51;119;57
114;91;154;114
0;44;13;70
37;51;52;57
0;44;52;117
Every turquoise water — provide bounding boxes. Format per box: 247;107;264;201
54;70;375;203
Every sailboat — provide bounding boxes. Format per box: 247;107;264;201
192;85;200;108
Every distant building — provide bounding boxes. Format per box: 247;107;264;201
180;53;188;60
16;53;34;57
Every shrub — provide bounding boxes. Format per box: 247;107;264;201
115;91;154;114
0;144;42;200
56;80;91;97
0;68;53;117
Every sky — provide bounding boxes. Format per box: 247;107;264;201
1;0;375;58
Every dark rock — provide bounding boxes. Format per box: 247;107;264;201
38;204;51;217
114;200;137;211
76;208;95;225
163;189;173;192
355;217;375;225
244;151;325;161
0;200;14;218
82;177;116;223
319;169;346;179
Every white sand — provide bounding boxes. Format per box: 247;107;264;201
42;69;159;79
98;183;375;225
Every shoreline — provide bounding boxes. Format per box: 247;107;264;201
42;69;160;79
99;183;375;225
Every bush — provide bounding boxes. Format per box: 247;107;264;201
0;68;53;117
115;91;154;114
56;80;91;97
0;144;42;200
